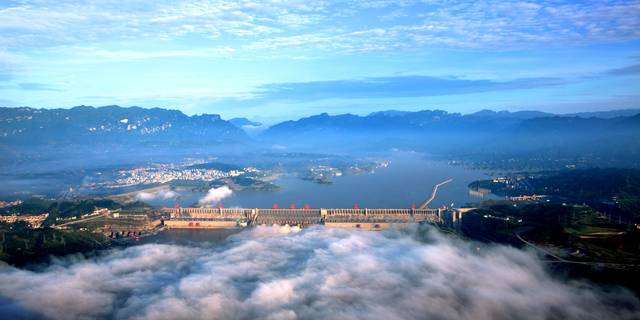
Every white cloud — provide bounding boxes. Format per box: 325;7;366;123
0;226;638;319
1;0;639;57
198;185;233;206
135;189;178;201
60;47;238;63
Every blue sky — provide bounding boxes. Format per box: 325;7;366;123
1;0;639;123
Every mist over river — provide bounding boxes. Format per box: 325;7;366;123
1;225;638;320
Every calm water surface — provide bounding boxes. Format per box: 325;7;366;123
153;151;498;209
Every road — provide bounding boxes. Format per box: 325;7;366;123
418;178;453;209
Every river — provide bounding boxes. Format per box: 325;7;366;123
149;151;500;209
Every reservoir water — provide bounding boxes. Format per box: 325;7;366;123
153;151;500;208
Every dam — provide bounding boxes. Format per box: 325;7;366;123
162;179;459;230
162;207;444;230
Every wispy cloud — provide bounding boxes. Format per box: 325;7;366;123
57;47;238;63
0;82;62;92
0;70;11;82
17;82;63;92
0;50;25;82
605;63;640;76
0;1;638;115
251;75;564;101
1;0;639;56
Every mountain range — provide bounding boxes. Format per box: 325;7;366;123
262;108;640;167
1;105;639;168
0;106;248;147
263;108;640;141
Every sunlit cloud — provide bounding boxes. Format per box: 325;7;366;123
0;226;638;319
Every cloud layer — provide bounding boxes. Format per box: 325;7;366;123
0;226;638;320
2;1;640;55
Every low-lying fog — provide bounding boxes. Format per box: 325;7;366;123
1;226;638;320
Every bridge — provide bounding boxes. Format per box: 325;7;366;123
162;179;453;230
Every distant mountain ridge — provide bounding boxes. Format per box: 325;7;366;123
261;108;640;167
265;108;640;133
264;108;640;135
0;105;248;147
1;105;639;168
469;109;554;119
366;108;640;121
564;109;640;119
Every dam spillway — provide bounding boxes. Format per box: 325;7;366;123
162;207;443;230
